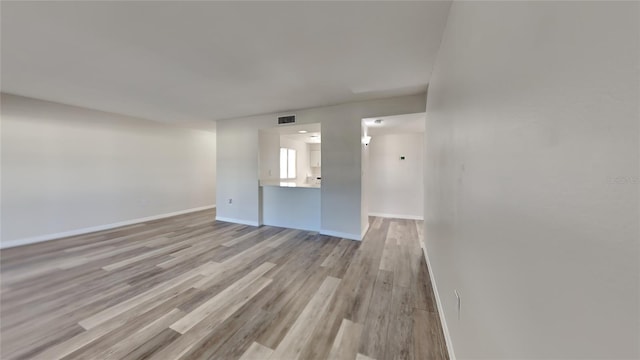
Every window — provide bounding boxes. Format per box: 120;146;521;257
280;147;296;179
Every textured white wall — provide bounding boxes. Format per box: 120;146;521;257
259;131;280;181
217;94;426;239
1;93;216;246
368;133;423;219
424;2;639;358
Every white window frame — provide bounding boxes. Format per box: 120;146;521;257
280;147;297;180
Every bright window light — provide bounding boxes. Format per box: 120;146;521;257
280;148;288;178
280;147;297;179
287;148;296;179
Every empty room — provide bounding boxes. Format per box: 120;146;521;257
1;1;638;360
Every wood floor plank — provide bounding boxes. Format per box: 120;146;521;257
379;241;398;272
102;242;188;271
384;284;414;360
91;308;186;360
239;341;274;360
296;247;359;360
170;262;275;334
222;226;280;247
150;277;272;360
327;240;360;279
78;263;209;330
358;269;394;359
414;253;437;313
255;266;332;349
3;323;85;360
267;229;303;248
396;244;413;287
31;277;201;360
1;282;133;342
58;242;146;270
66;291;197;360
119;328;181;360
0;209;448;360
413;309;449;360
176;305;276;359
327;318;364;360
357;353;376;360
269;276;341;359
321;238;350;268
342;218;390;324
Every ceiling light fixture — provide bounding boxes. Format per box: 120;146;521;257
298;130;308;134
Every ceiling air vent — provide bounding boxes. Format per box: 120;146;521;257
278;115;296;125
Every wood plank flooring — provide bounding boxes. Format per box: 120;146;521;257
0;209;448;360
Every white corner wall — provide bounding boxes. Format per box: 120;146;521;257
424;2;639;359
368;133;424;220
216;94;426;240
1;93;217;247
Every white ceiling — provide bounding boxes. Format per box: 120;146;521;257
1;2;451;130
282;133;322;144
263;123;321;143
262;122;321;135
363;112;426;136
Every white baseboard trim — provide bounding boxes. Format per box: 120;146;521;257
1;205;216;249
215;216;260;227
319;229;361;241
360;222;370;240
262;222;318;233
369;212;424;220
421;245;456;360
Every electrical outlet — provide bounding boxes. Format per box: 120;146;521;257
454;290;461;320
228;198;233;204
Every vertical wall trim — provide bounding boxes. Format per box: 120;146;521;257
421;243;456;360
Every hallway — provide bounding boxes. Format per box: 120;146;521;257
1;209;447;359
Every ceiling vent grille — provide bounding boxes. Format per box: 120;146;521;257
278;115;296;125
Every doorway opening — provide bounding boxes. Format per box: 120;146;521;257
362;113;425;223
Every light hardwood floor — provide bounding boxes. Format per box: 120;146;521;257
0;209;448;360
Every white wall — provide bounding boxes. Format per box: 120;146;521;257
369;133;423;219
424;2;639;359
1;93;217;247
217;94;426;239
258;131;279;181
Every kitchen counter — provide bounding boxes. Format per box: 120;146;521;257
260;180;320;189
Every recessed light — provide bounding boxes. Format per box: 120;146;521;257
298;130;308;134
374;119;383;124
